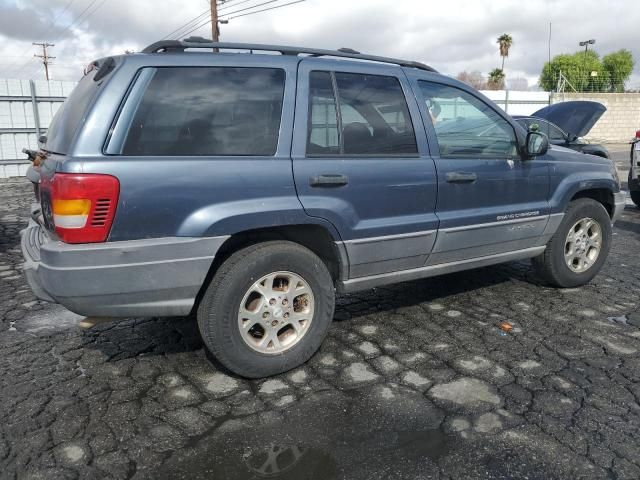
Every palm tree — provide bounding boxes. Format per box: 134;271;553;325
497;34;513;71
487;68;506;90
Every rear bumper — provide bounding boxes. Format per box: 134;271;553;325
21;220;228;317
612;191;627;223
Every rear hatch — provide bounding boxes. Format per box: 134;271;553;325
39;58;117;239
42;58;115;156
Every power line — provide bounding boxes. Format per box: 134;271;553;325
53;0;109;43
181;0;306;38
226;0;306;20
180;16;215;38
47;0;78;35
163;9;209;39
180;0;287;38
219;0;293;18
218;0;256;12
163;1;240;40
52;0;100;41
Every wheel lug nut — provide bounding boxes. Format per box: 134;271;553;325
262;312;269;318
269;298;276;306
271;320;278;327
282;299;288;306
283;312;289;319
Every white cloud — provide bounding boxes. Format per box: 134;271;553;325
0;0;638;88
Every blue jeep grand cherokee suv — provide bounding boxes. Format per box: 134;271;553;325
21;37;626;377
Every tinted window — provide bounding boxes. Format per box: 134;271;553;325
122;67;285;156
336;72;417;155
306;71;417;156
419;81;518;159
45;68;102;154
307;71;339;154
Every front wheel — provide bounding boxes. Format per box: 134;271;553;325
197;241;335;378
533;198;612;287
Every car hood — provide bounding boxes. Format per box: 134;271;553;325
531;101;606;138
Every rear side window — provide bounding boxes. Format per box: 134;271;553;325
307;71;339;154
45;68;102;154
306;71;417;156
122;67;285;156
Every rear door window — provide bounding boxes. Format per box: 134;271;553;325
306;71;418;156
121;67;285;156
307;71;340;154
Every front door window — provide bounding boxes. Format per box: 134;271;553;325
418;81;518;159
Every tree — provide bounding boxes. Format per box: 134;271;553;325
456;71;487;90
539;50;610;92
602;49;634;92
497;34;513;71
487;68;505;90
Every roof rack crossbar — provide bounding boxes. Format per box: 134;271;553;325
141;37;437;72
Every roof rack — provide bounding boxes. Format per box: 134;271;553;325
141;36;437;72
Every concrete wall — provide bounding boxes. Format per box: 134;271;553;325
550;92;640;143
481;90;550;116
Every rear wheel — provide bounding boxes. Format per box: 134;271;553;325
197;241;335;378
533;198;611;287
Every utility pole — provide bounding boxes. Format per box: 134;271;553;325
33;42;55;81
210;0;220;42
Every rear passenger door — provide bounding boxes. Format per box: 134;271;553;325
292;60;438;278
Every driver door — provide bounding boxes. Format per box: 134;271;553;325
412;78;551;264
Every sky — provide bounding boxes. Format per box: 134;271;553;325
0;0;639;90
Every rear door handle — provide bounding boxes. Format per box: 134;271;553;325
446;172;477;183
309;174;349;187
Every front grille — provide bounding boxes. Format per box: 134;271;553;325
91;199;111;227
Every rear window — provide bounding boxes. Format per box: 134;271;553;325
121;67;285;156
45;68;102;154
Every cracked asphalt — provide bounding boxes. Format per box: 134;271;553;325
1;163;640;479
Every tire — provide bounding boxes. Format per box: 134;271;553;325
197;241;335;378
628;171;640;207
533;198;612;288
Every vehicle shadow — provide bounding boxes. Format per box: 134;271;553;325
612;212;640;235
82;315;205;361
84;262;529;362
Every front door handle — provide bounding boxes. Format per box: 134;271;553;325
309;174;349;187
446;172;477;184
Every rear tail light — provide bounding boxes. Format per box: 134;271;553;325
44;173;119;243
636;129;640;139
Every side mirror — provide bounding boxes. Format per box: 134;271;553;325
525;131;549;158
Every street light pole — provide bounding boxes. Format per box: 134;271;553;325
578;39;595;92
